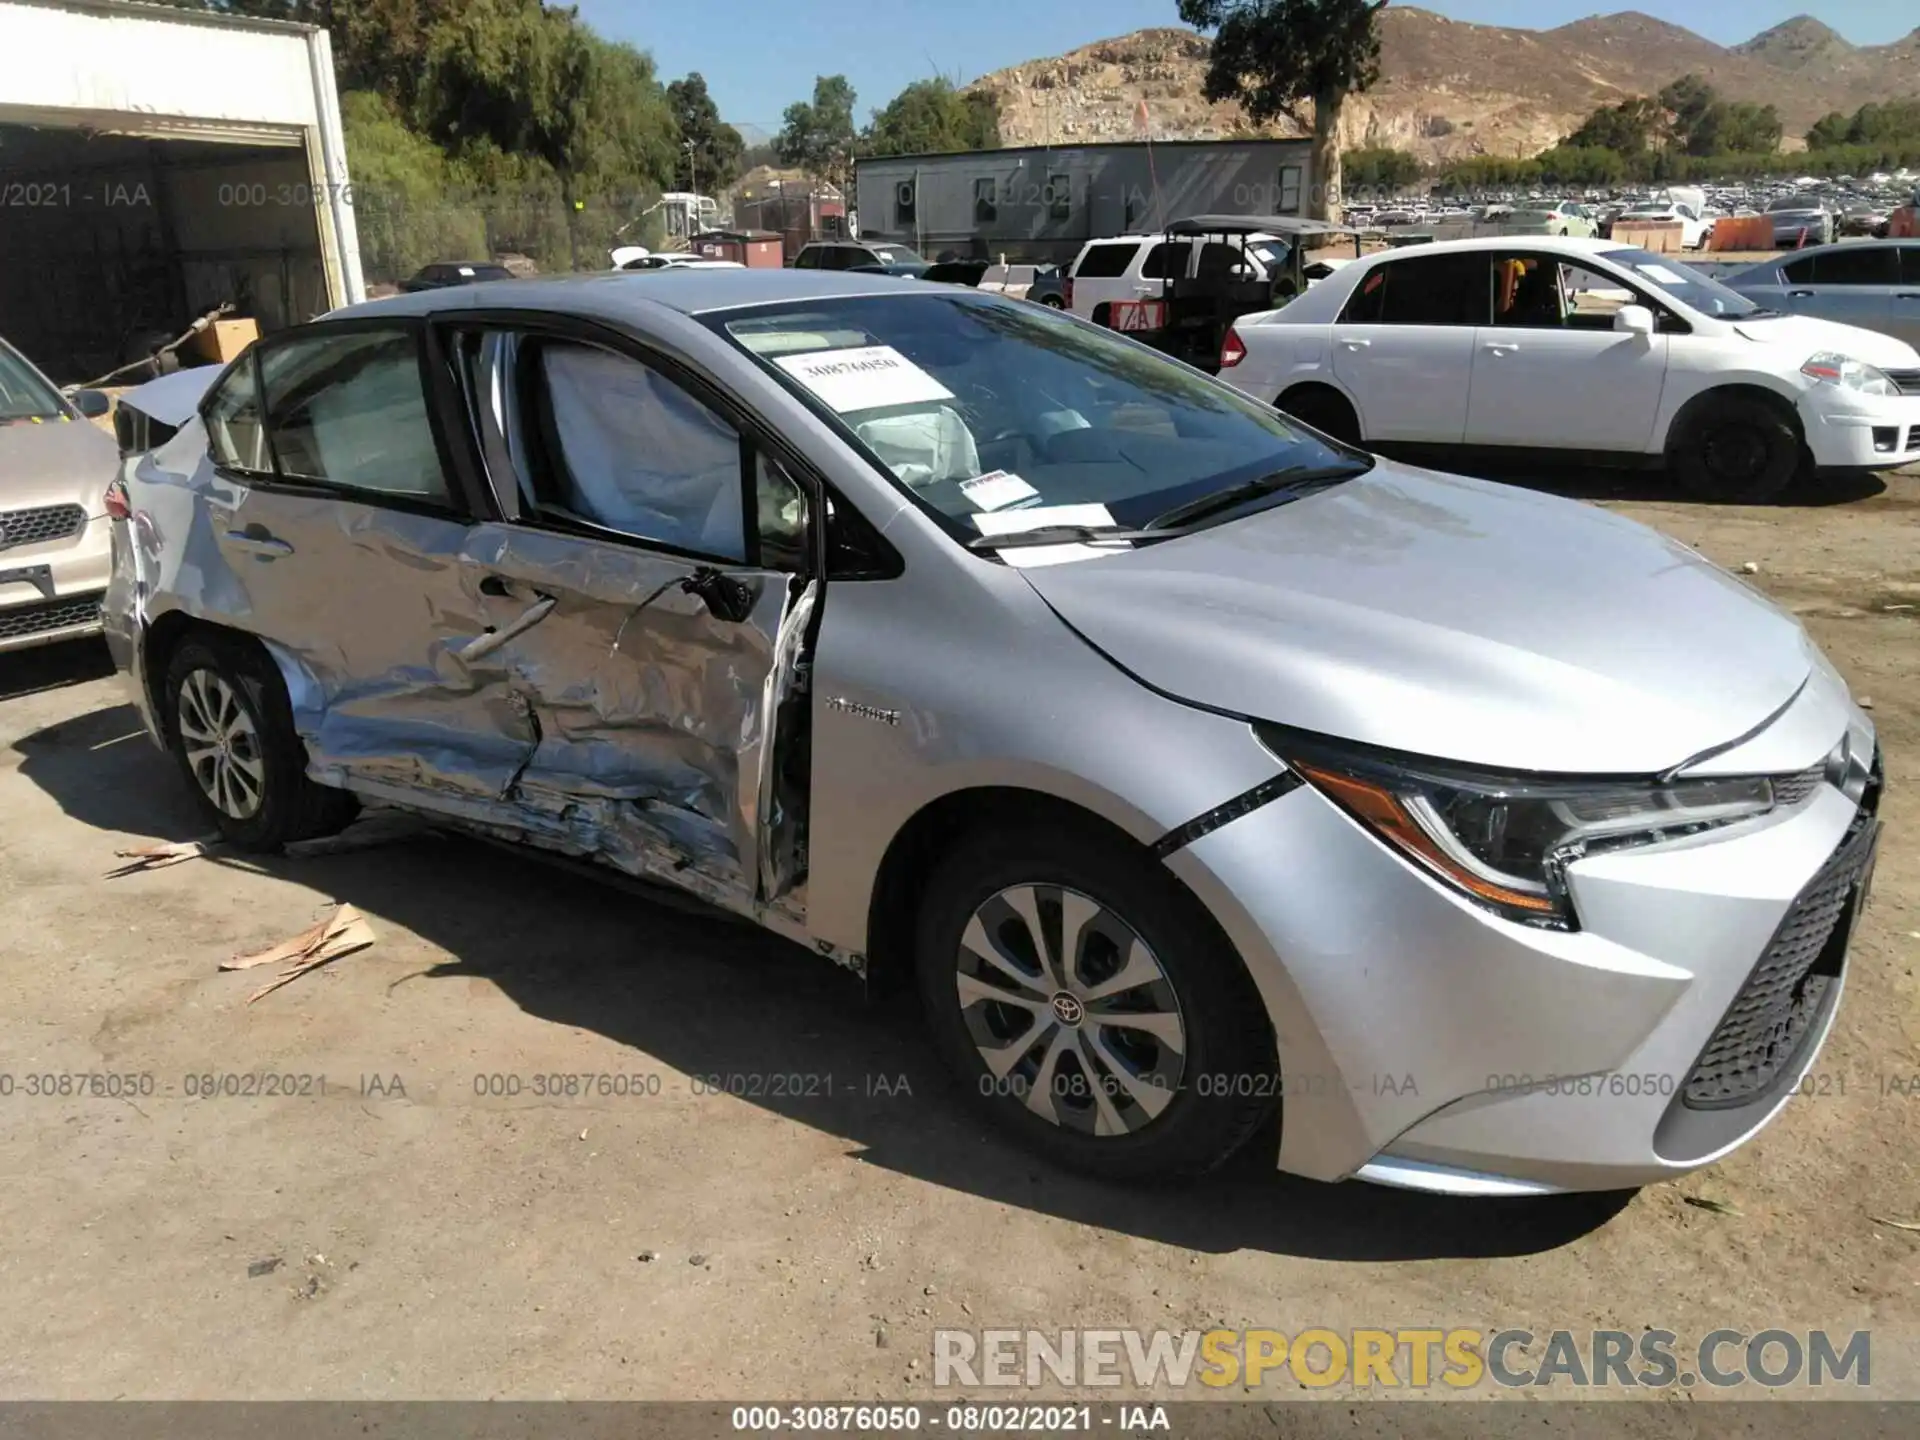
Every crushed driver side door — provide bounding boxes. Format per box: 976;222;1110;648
428;319;817;917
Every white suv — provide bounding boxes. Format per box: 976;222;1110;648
1219;236;1920;501
1064;231;1295;321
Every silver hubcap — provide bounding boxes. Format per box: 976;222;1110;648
177;669;265;820
956;884;1186;1137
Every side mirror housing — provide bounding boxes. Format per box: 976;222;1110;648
69;388;111;419
1615;304;1656;338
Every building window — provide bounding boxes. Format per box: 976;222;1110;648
973;178;997;223
1046;172;1071;220
894;179;916;227
1278;165;1303;215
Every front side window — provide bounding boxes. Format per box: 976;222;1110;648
793;248;820;270
711;293;1360;544
531;341;746;562
257;328;449;503
1798;246;1899;286
1140;241;1192;280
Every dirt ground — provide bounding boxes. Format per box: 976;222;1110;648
1;461;1918;1414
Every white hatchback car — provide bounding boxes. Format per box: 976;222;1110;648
1220;236;1920;501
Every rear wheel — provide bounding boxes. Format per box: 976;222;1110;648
163;634;357;851
1668;394;1801;503
1038;294;1065;309
915;822;1278;1182
1278;385;1362;446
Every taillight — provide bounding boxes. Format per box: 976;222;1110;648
103;479;131;521
1063;276;1074;309
1220;327;1247;368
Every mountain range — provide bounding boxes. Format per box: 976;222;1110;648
967;10;1920;161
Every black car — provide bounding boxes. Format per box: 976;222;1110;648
921;259;993;286
398;262;516;292
791;241;928;277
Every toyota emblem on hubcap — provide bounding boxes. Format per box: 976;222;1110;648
1050;992;1085;1027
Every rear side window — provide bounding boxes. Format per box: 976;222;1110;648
1140;242;1191;280
258;329;450;504
204;356;269;473
1340;253;1491;326
1073;243;1139;279
1905;248;1920;286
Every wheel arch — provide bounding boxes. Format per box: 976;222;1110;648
864;784;1210;988
141;608;317;745
1660;380;1805;457
1275;379;1363;441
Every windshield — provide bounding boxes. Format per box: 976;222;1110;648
0;340;67;423
1245;239;1293;272
1766;195;1817;212
1603;248;1765;319
710;293;1358;543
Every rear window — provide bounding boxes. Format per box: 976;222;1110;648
1073;242;1140;279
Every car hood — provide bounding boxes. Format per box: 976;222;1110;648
1729;313;1920;368
0;414;120;513
1017;463;1818;775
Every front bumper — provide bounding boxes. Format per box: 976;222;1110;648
1164;697;1878;1195
1801;391;1920;470
0;507;110;654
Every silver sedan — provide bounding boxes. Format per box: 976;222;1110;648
102;269;1880;1195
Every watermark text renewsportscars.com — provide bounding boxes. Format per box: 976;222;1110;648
933;1328;1871;1390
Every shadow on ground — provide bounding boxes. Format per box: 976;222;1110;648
0;636;117;703
1398;452;1891;509
10;691;1632;1265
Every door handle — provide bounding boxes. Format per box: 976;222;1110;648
1484;341;1520;354
1897;293;1920;301
1340;338;1371;350
1788;290;1815;298
223;529;293;557
457;593;556;663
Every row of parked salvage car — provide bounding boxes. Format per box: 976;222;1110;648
0;256;1899;1200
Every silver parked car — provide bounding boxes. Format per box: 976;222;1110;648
1721;240;1920;348
1762;194;1836;248
104;270;1881;1195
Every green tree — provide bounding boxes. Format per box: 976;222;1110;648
667;73;745;195
776;75;859;192
1340;146;1422;194
1176;0;1387;222
1565;95;1664;153
339;89;488;282
1805;111;1852;150
865;77;1000;158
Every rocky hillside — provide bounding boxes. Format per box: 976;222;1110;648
968;9;1920;161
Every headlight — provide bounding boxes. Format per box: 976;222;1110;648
1262;730;1783;930
1801;352;1898;397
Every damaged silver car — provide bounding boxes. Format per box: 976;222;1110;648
106;270;1880;1193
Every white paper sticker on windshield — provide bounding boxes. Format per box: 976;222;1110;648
970;503;1114;536
959;470;1039;512
775;345;953;413
1634;265;1687;286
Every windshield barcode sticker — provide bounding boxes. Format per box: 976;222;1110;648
959;471;1039;511
775;345;954;413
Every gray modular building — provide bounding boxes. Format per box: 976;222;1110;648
855;140;1315;266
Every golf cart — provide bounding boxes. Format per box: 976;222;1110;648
1097;214;1363;372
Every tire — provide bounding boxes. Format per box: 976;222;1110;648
163;633;357;851
1668;394;1801;503
1278;386;1361;446
1039;295;1065;309
914;820;1278;1183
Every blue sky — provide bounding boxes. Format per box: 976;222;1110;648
573;1;1914;135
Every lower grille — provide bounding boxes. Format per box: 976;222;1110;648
0;503;86;553
1907;425;1920;452
1770;765;1825;808
1885;368;1920;397
0;593;102;643
1681;813;1876;1109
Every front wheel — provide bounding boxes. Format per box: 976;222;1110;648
1668;395;1802;503
915;823;1278;1182
163;634;357;851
